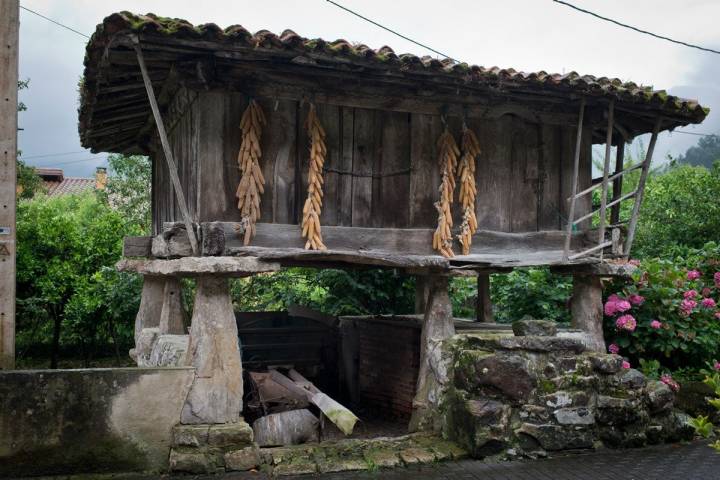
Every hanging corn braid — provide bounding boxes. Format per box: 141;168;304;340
301;104;327;250
457;126;481;255
432;126;460;258
236;100;266;245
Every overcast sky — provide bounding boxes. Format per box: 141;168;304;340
16;0;720;177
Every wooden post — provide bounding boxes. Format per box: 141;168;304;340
562;98;586;261
624;118;661;256
570;275;605;352
597;100;615;261
0;0;19;370
133;40;199;256
410;275;455;432
476;274;494;323
610;141;625;226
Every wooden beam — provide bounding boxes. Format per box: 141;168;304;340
624;118;661;255
597;100;616;261
0;0;18;370
562;99;587;261
610;141;625;225
476;274;494;323
133;39;199;255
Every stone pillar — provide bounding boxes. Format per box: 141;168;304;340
571;275;605;352
410;275;455;432
476;274;494;323
181;276;243;424
160;277;188;335
133;275;165;342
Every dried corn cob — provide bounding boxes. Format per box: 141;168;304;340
301;104;327;250
236;100;266;245
432;127;460;258
457;127;481;255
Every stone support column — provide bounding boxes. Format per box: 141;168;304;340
410;275;456;432
181;276;243;424
571;275;606;353
160;277;188;335
133;275;165;342
476;274;494;323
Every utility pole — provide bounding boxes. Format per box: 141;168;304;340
0;0;19;369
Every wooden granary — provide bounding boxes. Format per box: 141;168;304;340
79;13;707;430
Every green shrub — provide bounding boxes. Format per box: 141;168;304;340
490;268;572;323
603;242;720;372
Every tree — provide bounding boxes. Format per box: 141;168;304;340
678;134;720;169
633;162;720;258
99;154;151;234
16;192;141;367
16;79;43;199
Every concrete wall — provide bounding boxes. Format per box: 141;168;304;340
0;367;194;477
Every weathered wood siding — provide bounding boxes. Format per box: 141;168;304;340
153;90;593;235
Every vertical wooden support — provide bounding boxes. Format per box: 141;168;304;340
159;277;187;335
414;276;429;314
624;118;661;255
562;99;586;261
0;0;19;370
610;141;625;226
476;274;494;323
597;101;615;260
133;40;199;255
570;275;605;352
182;276;243;424
410;275;455;432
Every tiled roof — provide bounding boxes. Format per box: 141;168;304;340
79;11;709;153
43;178;96;197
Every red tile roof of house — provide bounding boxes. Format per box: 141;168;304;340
43;177;96;197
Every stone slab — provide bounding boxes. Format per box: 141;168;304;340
116;256;280;277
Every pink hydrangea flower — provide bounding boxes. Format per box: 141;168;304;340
608;343;620;354
622;360;631;369
715;272;720;288
661;374;680;392
702;298;717;309
684;290;698;300
714;361;720;371
716;312;720;320
628;294;645;306
650;320;662;329
616;314;637;332
680;299;697;314
687;270;701;281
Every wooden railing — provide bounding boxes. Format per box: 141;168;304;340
562;102;662;262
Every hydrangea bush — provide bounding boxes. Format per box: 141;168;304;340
603;242;720;376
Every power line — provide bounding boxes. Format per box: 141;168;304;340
33;156;107;168
20;150;88;160
324;0;458;62
19;5;89;39
552;0;720;55
672;130;717;137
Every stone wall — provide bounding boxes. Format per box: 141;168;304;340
442;322;694;458
0;367;194;476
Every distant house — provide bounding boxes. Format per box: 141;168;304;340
35;167;107;197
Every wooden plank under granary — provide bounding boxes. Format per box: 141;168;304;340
351;108;381;227
510;119;540;232
475;115;512;232
269;99;298;225
374;111;411;228
408;113;442;228
537;124;562;230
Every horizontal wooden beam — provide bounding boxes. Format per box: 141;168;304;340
123;223;599;271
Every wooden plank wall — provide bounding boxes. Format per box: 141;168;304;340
154;91;593;234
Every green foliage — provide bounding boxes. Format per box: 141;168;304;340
16;157;43;200
603;242;720;372
99;154;152;234
16;192;141;366
633;163;720;258
231;268;415;316
690;414;714;439
638;358;661;380
490;268;572;323
678;134;720;169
